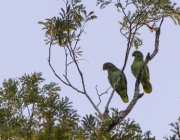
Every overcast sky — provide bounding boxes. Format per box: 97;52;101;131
1;0;180;139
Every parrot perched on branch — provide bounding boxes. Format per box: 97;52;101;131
131;50;152;93
103;62;129;103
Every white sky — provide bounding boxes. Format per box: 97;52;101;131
0;0;180;139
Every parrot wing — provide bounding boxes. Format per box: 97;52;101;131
131;60;152;93
108;70;129;103
141;66;152;93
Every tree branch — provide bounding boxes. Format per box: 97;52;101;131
64;47;68;77
64;18;103;118
67;59;89;66
48;20;102;118
96;85;111;107
48;39;85;94
106;17;164;131
103;10;145;118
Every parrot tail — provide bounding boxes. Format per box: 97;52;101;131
142;81;152;93
116;89;129;103
122;97;129;103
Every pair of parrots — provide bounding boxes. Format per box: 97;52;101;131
103;50;152;103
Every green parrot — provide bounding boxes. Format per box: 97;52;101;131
131;50;152;93
103;62;129;103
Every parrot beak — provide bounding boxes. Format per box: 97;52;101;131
132;51;135;57
102;64;107;70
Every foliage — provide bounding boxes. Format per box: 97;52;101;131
39;0;101;121
0;72;61;139
0;72;156;140
164;117;180;140
39;0;97;48
97;0;180;48
38;0;180;139
1;73;180;139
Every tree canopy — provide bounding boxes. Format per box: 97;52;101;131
1;0;180;139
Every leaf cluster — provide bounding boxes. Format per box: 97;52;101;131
164;117;180;140
0;72;155;140
97;0;180;48
1;73;180;139
39;0;97;47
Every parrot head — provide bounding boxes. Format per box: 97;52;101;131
132;50;143;59
103;62;117;71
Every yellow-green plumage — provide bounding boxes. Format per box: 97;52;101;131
103;62;129;103
131;50;152;93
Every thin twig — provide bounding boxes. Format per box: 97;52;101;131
96;85;111;107
65;20;102;118
48;40;69;86
47;6;103;118
48;39;85;94
64;47;68;77
107;17;164;131
73;58;103;117
104;12;144;118
67;59;89;66
103;3;158;119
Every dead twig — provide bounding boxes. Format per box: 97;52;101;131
64;47;68;77
103;9;145;118
48;38;85;94
106;17;164;131
67;59;89;66
60;9;103;118
48;39;69;86
96;85;111;107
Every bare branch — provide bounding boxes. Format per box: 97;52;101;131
62;9;103;117
67;59;89;66
120;27;128;39
64;47;68;77
71;47;102;118
85;91;103;118
46;4;102;118
121;5;130;24
96;85;111;107
72;63;103;117
146;24;157;33
48;39;85;94
48;40;69;86
65;24;102;118
104;10;144;118
70;52;103;118
106;17;164;131
73;14;89;51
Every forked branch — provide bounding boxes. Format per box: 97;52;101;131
96;85;111;107
106;17;164;131
103;7;146;118
48;39;84;94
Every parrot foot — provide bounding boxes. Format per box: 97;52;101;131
138;93;144;98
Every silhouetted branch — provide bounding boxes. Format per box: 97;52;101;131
70;53;102;118
47;7;102;118
48;39;85;94
96;85;111;107
106;17;164;131
64;47;68;77
103;8;145;118
67;59;89;66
